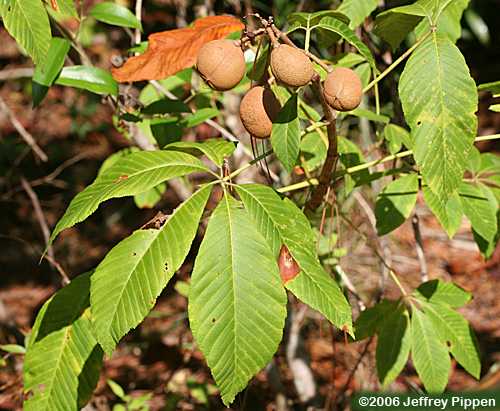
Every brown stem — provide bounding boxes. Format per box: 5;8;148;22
305;76;338;211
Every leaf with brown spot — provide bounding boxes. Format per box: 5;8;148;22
278;244;300;283
112;15;244;82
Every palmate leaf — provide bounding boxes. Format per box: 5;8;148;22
271;93;300;172
420;301;481;379
399;32;478;203
236;184;352;334
188;194;287;405
0;0;51;65
337;0;378;29
411;307;451;393
376;306;411;387
49;151;209;244
24;273;103;411
91;186;211;354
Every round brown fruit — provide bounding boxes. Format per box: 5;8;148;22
270;44;314;87
196;39;246;91
323;67;362;111
239;86;281;139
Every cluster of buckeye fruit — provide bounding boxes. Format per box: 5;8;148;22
196;37;362;139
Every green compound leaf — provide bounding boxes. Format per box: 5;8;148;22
89;2;142;30
24;273;103;411
354;299;400;340
165;138;237;167
414;279;471;308
375;174;418;235
373;0;431;50
55;66;119;96
49;151;209;245
376;306;411;387
189;194;287;406
337;0;378;29
411;307;451;393
91;186;211;354
271;93;300;172
415;0;470;44
421;301;481;379
236;184;352;334
0;0;51;65
399;33;478;204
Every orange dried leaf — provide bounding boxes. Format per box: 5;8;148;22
112;15;244;83
278;245;300;283
50;0;59;11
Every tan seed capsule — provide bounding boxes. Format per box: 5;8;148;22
196;39;246;91
270;44;314;87
239;86;281;139
323;67;363;111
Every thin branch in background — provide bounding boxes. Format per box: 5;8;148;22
20;178;70;286
412;211;428;283
0;96;48;162
134;0;143;46
0;68;35;82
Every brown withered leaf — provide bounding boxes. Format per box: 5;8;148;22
112;15;244;83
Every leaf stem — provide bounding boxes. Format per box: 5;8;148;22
389;270;408;297
362;30;432;94
277;134;500;193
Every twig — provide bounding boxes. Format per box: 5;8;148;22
0;67;35;81
305;76;338;211
412;211;428;283
134;0;143;46
0;96;48;162
20;178;70;286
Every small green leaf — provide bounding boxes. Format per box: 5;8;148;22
0;0;51;65
134;183;166;209
56;66;119;96
301;131;326;171
271;94;300;172
0;344;25;354
375;174;418;235
421;301;481;379
478;81;500;95
24;273;103;411
91;186;211;354
141;98;190;114
348;107;389;124
373;1;429;50
189;194;286;406
107;379;126;400
376;307;411;387
316;17;376;70
165;138;237;166
423;186;463;238
354;299;399;340
414;279;471;308
411;307;451;393
337;0;378;29
399;33;478;203
49;151;209;244
288;10;350;27
383;124;412;154
32;37;71;107
89;2;142;30
459;182;498;246
182;108;219;128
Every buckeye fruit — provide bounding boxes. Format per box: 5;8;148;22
270;44;314;87
196;39;246;91
239;86;281;139
323;67;362;111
